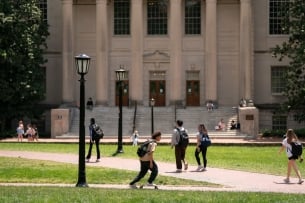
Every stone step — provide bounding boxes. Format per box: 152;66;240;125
64;106;243;138
59;130;247;139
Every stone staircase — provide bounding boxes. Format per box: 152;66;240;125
60;105;247;139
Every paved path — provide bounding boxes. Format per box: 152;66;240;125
0;150;304;194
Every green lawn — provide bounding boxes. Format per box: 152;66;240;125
1;187;304;203
0;143;290;176
1;143;305;202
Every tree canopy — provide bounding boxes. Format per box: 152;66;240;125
0;0;49;130
272;0;305;122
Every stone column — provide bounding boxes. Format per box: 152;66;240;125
205;0;217;102
169;0;182;103
130;0;144;102
95;0;109;105
239;0;253;100
61;0;74;103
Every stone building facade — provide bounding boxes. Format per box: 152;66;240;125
42;0;304;130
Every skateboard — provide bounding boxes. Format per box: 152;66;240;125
139;184;158;189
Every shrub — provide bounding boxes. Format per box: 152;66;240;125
262;129;286;138
262;128;305;138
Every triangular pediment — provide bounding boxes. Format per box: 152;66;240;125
143;50;170;62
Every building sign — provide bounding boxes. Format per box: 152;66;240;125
246;115;254;120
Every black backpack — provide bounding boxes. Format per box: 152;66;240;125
176;128;189;147
137;140;153;157
290;142;303;157
92;124;104;139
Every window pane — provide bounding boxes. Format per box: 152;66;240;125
271;66;286;94
37;0;47;22
269;0;289;35
272;115;287;130
114;0;130;35
185;0;201;35
147;0;168;35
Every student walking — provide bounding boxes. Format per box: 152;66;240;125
86;118;101;162
171;120;189;172
278;129;303;184
129;131;162;189
195;124;210;171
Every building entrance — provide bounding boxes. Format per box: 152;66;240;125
186;80;200;106
186;71;200;106
115;80;129;106
149;80;166;106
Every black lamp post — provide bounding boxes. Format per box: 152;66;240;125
150;98;155;134
115;66;126;153
75;53;90;187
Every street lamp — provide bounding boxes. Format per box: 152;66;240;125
75;53;90;187
115;66;126;153
150;98;155;134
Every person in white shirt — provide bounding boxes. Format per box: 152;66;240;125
278;129;303;184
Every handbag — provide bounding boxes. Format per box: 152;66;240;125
200;134;211;148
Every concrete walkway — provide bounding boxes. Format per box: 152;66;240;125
0;149;304;194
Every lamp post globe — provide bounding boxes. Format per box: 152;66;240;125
115;66;126;153
75;53;90;187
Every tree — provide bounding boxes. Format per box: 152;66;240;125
272;0;305;122
0;0;49;132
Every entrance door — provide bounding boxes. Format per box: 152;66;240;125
186;80;200;106
149;80;165;106
115;80;129;106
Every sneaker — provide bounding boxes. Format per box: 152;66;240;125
184;162;188;170
85;158;90;163
283;178;290;183
176;169;182;173
298;180;304;184
196;166;203;171
96;159;100;162
129;184;137;189
202;167;207;171
146;182;157;187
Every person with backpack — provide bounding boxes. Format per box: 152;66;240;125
195;124;211;171
278;129;303;184
129;131;162;189
171;120;189;172
86;118;102;162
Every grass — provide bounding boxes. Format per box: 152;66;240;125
1;187;305;203
1;143;305;202
0;143;291;176
0;157;215;186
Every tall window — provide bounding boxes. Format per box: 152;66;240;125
185;0;201;35
269;0;289;35
271;66;286;94
147;0;168;35
37;0;47;22
114;0;130;35
272;115;287;130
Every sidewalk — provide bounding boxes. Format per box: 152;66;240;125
0;149;304;194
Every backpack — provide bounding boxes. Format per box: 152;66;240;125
200;133;211;148
290;142;303;157
92;124;104;139
176;128;189;147
137;140;154;157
